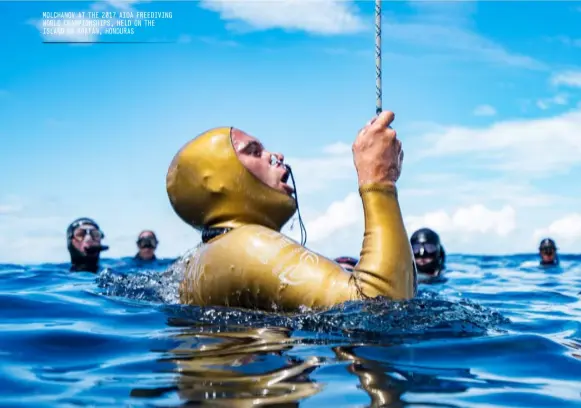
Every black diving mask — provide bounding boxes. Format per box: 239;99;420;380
137;236;158;249
73;227;104;241
540;246;555;256
412;242;439;257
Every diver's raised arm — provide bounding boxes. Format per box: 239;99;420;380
351;111;416;300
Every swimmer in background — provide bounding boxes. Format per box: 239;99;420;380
334;256;358;272
166;111;416;311
134;230;158;263
539;238;559;266
66;217;109;273
410;228;446;283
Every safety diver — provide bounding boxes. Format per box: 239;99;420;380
166;111;417;311
538;238;559;266
134;230;158;262
66;217;109;273
410;228;446;281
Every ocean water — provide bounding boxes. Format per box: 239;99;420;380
1;254;581;407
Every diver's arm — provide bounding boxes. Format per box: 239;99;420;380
180;204;414;311
353;182;416;300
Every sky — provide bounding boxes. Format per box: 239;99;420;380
1;0;581;263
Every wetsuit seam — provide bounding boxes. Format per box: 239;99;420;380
358;184;397;197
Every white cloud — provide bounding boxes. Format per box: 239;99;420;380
405;204;516;237
551;71;581;88
536;93;568;110
416;107;581;174
379;1;542;70
553;35;581;48
284;193;517;256
287;147;354;194
285;192;361;243
533;213;581;245
400;174;562;209
199;0;541;70
322;142;351;155
0;204;23;215
383;21;545;71
473;104;497;116
0;196;24;216
199;0;365;35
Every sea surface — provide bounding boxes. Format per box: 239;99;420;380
1;253;581;407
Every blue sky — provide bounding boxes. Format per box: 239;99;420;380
1;0;581;263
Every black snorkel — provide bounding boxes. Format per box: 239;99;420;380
284;163;307;246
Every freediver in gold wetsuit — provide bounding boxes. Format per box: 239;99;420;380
166;111;416;311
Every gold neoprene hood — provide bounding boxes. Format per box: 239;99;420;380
166;127;297;231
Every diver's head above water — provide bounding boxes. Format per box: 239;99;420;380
135;230;158;262
166;127;297;232
66;217;109;273
539;238;558;265
410;228;445;278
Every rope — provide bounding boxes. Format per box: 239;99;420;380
375;0;382;116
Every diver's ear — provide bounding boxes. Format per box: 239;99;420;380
202;174;225;194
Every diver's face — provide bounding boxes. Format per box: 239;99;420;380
72;226;102;255
411;242;438;266
540;248;555;262
231;128;294;196
137;233;157;260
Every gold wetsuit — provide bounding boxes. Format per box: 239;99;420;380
167;127;416;311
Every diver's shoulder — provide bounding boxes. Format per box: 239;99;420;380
235;224;279;234
216;224;292;245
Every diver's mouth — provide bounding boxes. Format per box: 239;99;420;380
281;171;290;183
415;257;434;266
280;170;294;194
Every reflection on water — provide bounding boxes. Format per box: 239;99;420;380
1;254;581;407
130;320;477;407
132;324;320;406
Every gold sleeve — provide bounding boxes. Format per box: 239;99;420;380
179;183;416;310
354;182;417;300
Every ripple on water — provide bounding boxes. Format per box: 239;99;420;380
0;254;580;407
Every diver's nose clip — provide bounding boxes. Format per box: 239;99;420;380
270;154;283;166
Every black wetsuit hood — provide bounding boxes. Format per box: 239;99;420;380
66;217;108;273
410;228;446;276
539;238;559;266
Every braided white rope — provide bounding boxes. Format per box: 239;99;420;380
375;0;382;115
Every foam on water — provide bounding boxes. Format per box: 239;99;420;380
1;253;580;407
